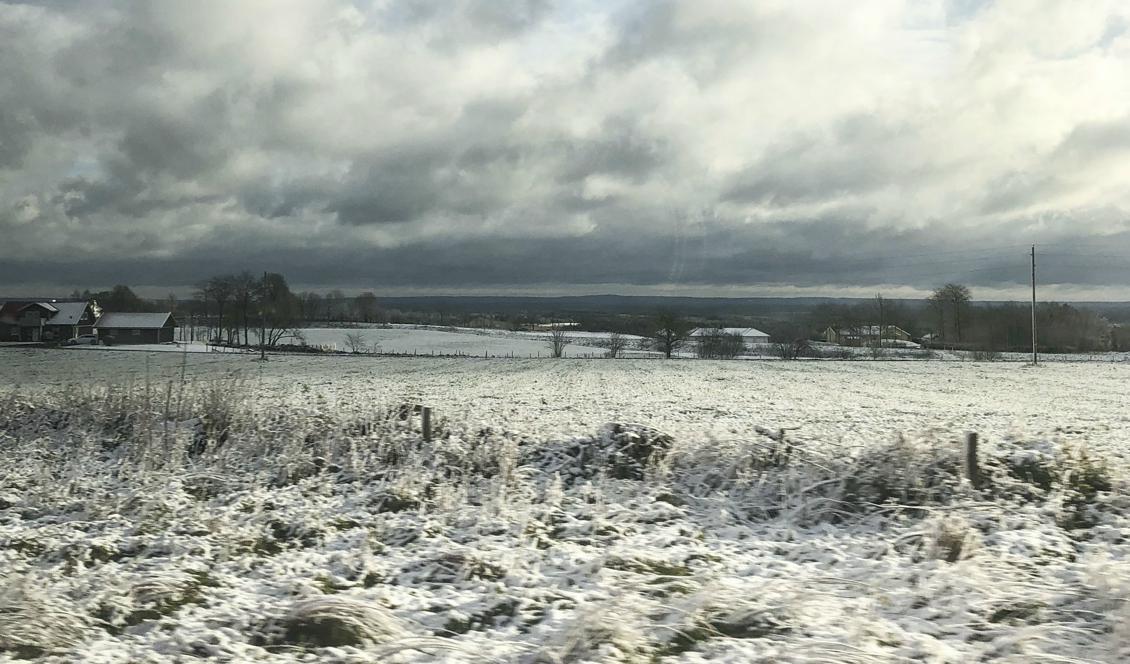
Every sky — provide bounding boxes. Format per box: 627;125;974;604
4;0;1130;299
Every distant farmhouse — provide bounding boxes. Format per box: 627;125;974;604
0;298;178;345
94;312;177;344
0;299;99;342
526;322;580;331
824;325;912;347
689;327;770;345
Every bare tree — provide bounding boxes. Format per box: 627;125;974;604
548;328;569;358
651;311;692;359
927;290;946;342
299;292;324;322
606;332;628;358
255;272;300;346
928;283;972;342
326;289;346;321
772;338;812;360
232;271;257;346
198;275;235;344
696;327;745;359
769;323;813;360
943;283;972;342
875;293;885;348
355;292;379;323
344;332;368;353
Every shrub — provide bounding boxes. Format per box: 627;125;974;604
970;349;1002;361
521;423;674;484
1060;448;1113;529
261;597;410;649
923;515;981;562
840;435;964;508
772;339;813;360
0;584;89;658
658;591;792;656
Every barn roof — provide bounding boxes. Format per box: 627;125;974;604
690;327;769;338
95;312;173;329
831;324;910;337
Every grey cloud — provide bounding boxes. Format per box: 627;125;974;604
0;109;34;168
555;119;667;184
380;0;552;45
4;1;1130;296
1053;116;1130;160
724;117;914;206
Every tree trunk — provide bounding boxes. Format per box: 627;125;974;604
953;301;962;342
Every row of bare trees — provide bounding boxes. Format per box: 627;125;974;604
546;311;701;359
196;271;300;346
298;291;383;323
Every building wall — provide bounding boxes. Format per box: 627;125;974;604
43;324;94;341
98;327;174;344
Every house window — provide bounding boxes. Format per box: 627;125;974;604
132;329;141;337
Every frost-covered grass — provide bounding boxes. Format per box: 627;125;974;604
2;349;1130;662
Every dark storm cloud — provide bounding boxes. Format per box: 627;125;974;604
4;0;1130;297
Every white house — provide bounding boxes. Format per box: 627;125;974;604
689;327;770;345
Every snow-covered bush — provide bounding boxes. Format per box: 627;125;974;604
258;596;411;649
520;423;673;484
840;434;964;508
922;515;981;563
0;581;90;658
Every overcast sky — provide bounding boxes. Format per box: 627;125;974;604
4;0;1130;299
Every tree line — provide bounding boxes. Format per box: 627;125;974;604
802;283;1116;353
67;279;1126;355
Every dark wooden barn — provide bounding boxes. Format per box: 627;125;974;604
94;312;177;344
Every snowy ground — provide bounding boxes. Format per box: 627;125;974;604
2;349;1129;662
66;342;249;354
291;327;635;358
56;325;1130;362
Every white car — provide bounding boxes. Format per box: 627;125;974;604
63;334;99;346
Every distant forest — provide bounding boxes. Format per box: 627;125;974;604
68;281;1130;354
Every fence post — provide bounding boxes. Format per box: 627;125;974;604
964;432;982;488
422;407;432;442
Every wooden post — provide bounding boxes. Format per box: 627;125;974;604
422;407;432;442
1030;245;1038;365
964;432;982;488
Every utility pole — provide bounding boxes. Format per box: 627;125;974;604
260;271;267;361
876;293;885;349
1030;245;1038;365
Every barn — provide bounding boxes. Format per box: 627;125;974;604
94;312;177;344
689;327;770;345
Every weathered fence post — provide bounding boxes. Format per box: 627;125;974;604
422;407;432;442
964;432;982;488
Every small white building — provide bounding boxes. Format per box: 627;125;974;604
689;327;770;345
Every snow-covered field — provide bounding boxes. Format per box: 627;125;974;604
292;327;628;358
2;348;1129;662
